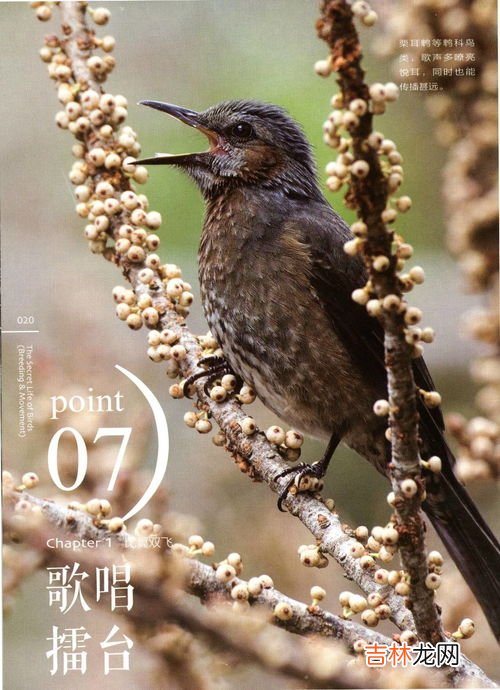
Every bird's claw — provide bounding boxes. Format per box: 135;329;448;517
182;356;242;398
275;461;325;512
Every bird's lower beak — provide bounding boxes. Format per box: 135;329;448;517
135;100;216;166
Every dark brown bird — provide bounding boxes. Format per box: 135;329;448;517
138;99;500;639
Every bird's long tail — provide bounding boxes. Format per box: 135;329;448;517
423;450;500;641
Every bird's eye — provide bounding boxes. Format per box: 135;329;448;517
228;122;254;139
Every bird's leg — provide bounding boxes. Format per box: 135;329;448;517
275;432;340;511
182;355;242;398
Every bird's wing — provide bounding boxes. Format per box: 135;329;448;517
291;204;446;437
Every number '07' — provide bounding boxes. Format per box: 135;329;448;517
46;365;170;521
48;427;132;492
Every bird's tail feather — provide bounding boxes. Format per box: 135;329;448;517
424;457;500;641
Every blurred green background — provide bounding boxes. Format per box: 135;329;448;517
1;2;497;688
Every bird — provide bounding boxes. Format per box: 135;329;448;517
136;98;500;639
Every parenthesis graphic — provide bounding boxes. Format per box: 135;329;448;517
115;364;169;521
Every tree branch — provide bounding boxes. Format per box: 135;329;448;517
316;0;443;642
2;489;371;689
60;1;101;91
5;487;494;688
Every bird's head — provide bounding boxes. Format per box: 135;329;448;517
136;99;321;200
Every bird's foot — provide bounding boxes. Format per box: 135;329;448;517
183;356;242;398
274;433;340;512
275;460;326;512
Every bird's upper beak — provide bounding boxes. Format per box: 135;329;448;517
135;100;217;166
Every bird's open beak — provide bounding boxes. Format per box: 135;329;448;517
135;100;216;165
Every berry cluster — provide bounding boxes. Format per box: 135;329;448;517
34;4;200;366
447;413;500;482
